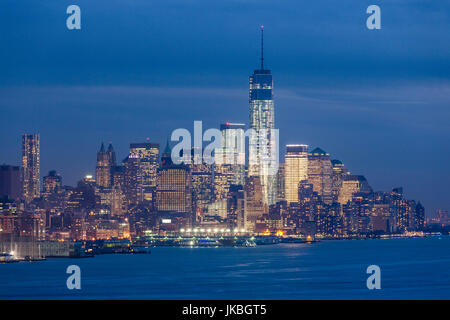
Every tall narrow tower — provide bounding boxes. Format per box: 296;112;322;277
96;142;111;188
285;144;308;204
248;26;278;207
22;134;40;203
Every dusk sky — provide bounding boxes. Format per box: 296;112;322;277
0;0;449;215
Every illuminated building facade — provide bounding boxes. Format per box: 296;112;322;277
156;144;192;213
284;144;308;204
215;123;245;185
276;163;285;202
43;170;62;199
189;148;213;215
244;175;264;232
338;175;372;205
95;142;116;188
248;26;278;207
370;203;393;233
437;209;448;226
307;148;333;204
123;142;160;206
129;142;159;201
22;134;40;203
331;159;349;202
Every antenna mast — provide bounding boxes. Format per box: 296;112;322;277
260;25;264;70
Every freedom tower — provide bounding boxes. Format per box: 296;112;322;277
248;26;278;208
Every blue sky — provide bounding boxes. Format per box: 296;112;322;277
0;0;449;215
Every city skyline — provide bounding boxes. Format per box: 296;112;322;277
2;1;450;305
1;1;449;216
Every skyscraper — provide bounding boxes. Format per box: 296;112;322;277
96;142;113;188
437;209;448;226
0;165;22;200
43;170;62;198
123;142;160;205
22;134;40;203
284;144;308;204
248;26;278;207
190;147;214;215
215;122;245;185
331;159;349;202
214;123;246;202
156;142;192;213
129;142;160;192
244;175;264;232
307;147;333;204
338;175;372;205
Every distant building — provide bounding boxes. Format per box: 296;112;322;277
215;122;245;185
437;209;448;226
129;142;159;201
156;143;192;214
0;165;22;200
414;202;425;229
96;142;113;188
276;162;285;203
285;144;308;204
244;175;264;232
189;148;213;216
214;123;246;203
338;175;372;205
331;159;349;202
307;147;333;204
95;142;117;188
228;184;245;230
43;170;62;198
123;142;160;206
22;134;40;203
248;27;278;206
389;187;421;232
370;203;393;233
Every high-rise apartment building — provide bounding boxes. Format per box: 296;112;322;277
284;144;308;204
22;134;40;203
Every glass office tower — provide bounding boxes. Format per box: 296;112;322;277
248;26;278;207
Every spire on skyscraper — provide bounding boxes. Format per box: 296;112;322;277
107;142;114;153
161;139;173;166
107;142;117;166
260;25;264;70
99;142;105;153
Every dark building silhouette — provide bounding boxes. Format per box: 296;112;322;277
0;165;22;200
